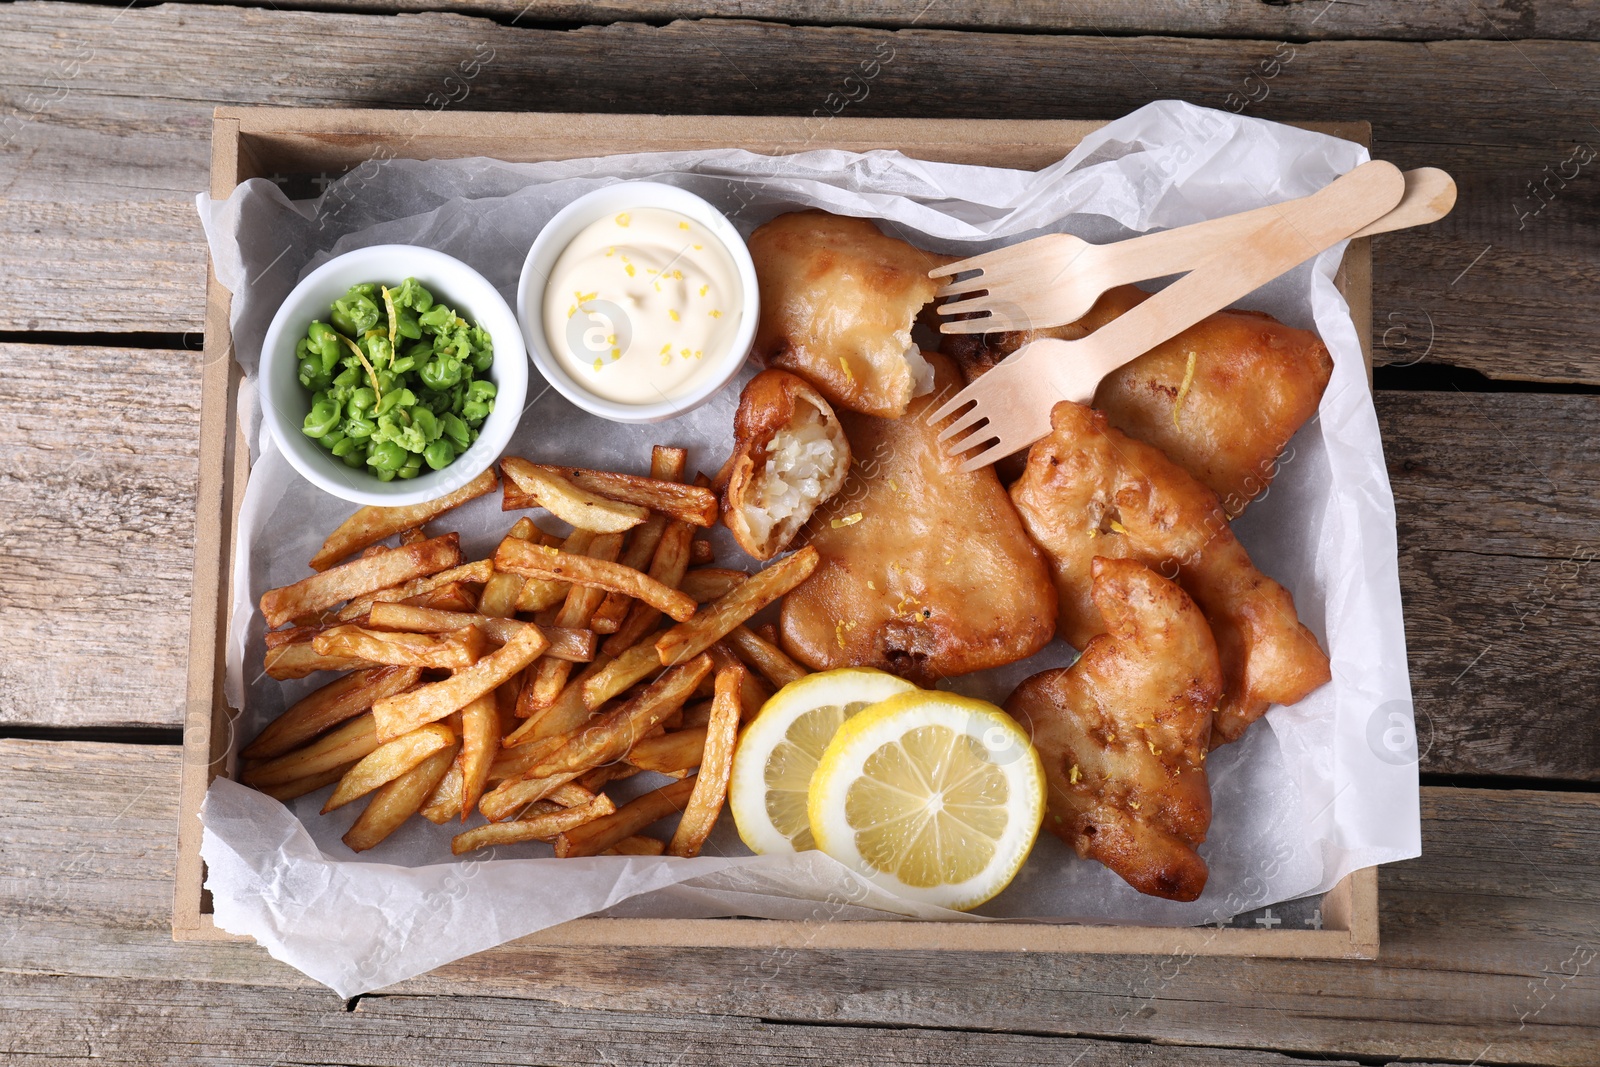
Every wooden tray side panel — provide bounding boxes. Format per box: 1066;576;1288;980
175;109;1378;960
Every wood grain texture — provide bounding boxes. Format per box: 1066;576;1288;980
0;343;202;730
163;0;1600;40
0;4;1597;386
2;739;1594;1064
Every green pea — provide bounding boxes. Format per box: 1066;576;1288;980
348;387;376;414
419;356;463;391
341;444;367;468
390;355;416;375
440;412;470;450
395;307;422;340
331;435;358;458
410;406;440;442
302;398;341;438
343;415;376;440
367;440;407;472
333;366;361;389
423;439;456;470
418;304;454;332
396;277;433;312
398;453;423;479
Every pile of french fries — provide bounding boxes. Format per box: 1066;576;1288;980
241;452;818;857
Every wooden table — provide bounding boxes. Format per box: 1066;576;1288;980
3;2;1596;1063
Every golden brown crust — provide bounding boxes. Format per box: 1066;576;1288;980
778;353;1057;686
943;284;1333;515
750;211;951;419
1006;557;1221;902
721;369;851;561
1009;401;1331;747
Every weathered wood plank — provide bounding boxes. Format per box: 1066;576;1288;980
1;339;1594;780
2;4;1599;386
0;343;200;730
2;973;1377;1067
3;740;1594;1064
163;0;1600;41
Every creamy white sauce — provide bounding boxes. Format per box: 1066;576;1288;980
543;207;742;404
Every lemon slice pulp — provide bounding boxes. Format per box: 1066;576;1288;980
808;691;1045;911
729;668;918;854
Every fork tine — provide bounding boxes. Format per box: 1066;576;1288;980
935;293;998;317
935;403;991;445
927;246;1016;280
938;312;1031;334
926;381;984;427
958;437;1026;473
933;277;991;299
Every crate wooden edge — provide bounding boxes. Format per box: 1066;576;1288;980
174;108;1379;962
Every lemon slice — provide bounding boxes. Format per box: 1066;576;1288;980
808;691;1045;911
730;668;918;854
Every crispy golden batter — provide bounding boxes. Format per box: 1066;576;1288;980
779;354;1057;685
1006;558;1221;901
721;369;851;561
750;211;951;419
943;285;1333;515
1010;401;1331;747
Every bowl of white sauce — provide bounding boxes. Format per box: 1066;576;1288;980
518;182;759;423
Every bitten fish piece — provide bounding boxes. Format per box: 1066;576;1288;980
1006;557;1222;902
943;285;1333;515
750;211;950;419
1009;401;1331;747
780;353;1057;686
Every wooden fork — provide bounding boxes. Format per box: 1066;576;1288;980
933;166;1454;334
928;159;1406;471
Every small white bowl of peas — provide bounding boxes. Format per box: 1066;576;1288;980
260;245;528;507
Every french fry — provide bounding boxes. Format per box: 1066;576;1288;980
372;625;549;741
725;624;808;689
450;793;617;855
755;622;781;647
581;642;663;711
456;692;499;820
521;532;622;714
256;760;357;802
528;654;712;779
343;741;459;852
404;580;480;614
263;617;353;650
592;447;685;633
655;547;819;667
323;722;456;813
260;533;462;628
603;835;666;856
578;763;641;793
263;642;373;681
338;559;494;621
420;758;467;823
500;458;648;533
502;456;716;527
555;776;698;858
678;699;715;729
399;527;429;546
679;568;748;604
689;538;715;565
244;666;422;760
546;783;597;807
366;603;595;662
487;735;564;785
626;726;708;776
601;517;694;657
312;624;488;670
478;517;537;618
311;467;498;570
495;540;698;623
504;653;615;746
669;663;742;856
514;528;590;613
242;713;380;788
709;643;774;722
478;768;586;822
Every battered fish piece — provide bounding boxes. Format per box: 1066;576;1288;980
1010;401;1331;746
1006;557;1222;901
751;211;950;419
944;285;1333;515
779;354;1057;685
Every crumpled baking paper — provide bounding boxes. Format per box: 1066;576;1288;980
196;100;1419;996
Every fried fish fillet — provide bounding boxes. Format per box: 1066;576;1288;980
750;211;951;419
944;284;1333;515
1006;557;1222;901
1010;401;1331;746
779;353;1057;685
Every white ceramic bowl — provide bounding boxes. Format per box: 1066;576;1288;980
517;181;759;424
260;244;528;507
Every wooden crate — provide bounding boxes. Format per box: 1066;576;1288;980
174;107;1379;960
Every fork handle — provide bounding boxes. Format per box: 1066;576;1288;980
1092;166;1453;292
1064;159;1406;398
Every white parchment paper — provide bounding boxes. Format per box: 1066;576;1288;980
196;101;1419;996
